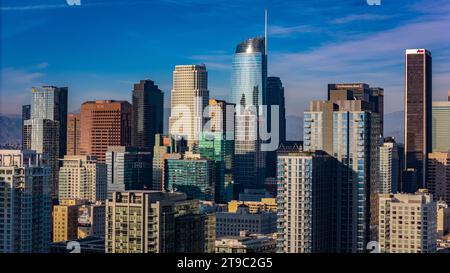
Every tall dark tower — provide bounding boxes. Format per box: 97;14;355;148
132;79;164;149
265;76;286;179
404;49;432;191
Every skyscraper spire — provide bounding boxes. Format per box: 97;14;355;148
265;9;268;55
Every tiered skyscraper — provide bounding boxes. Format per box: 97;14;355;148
404;49;432;191
169;65;209;150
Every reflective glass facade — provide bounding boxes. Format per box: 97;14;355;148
231;37;267;189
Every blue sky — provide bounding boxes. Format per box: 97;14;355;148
1;0;449;116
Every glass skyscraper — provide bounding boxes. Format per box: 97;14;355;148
30;86;68;158
199;132;234;203
231;37;267;190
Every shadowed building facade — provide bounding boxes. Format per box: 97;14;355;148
131;79;164;149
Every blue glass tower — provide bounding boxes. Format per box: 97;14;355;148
231;37;267;107
231;37;267;190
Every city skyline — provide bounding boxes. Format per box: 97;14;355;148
1;0;450;117
1;0;450;256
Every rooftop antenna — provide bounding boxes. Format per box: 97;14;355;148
264;9;268;55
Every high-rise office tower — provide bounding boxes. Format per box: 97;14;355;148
106;146;152;198
58;155;107;203
427;152;450;204
432;101;450;152
304;87;380;253
131;79;164;149
79;100;132;162
277;150;334;253
169;65;209;149
404;49;432;190
379;137;400;194
106;191;211;253
266;77;286;179
152;134;185;191
0;150;52;253
67;113;81;156
166;153;215;201
30;86;68;158
199;132;234;203
378;190;437;253
21;105;31;149
52;199;84;243
24;118;59;198
267;77;286;142
24;86;67;198
231;37;267;189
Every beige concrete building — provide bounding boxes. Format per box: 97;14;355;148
58;155;107;203
215;232;276;253
228;198;276;214
378;190;437;253
52;199;85;243
437;201;450;237
169;65;209;149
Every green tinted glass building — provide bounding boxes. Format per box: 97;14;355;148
166;155;214;201
199;132;234;203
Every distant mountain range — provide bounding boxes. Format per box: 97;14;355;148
0;111;405;146
0;114;22;146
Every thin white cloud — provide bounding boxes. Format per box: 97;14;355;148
331;14;393;24
0;4;68;11
0;67;47;114
269;24;321;36
189;54;231;71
